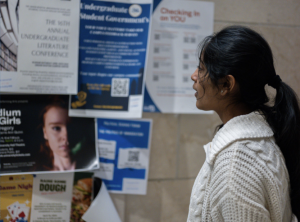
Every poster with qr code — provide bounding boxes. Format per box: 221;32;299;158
95;118;152;195
69;0;152;118
143;0;214;114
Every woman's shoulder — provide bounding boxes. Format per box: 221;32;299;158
214;137;288;182
234;137;285;166
209;138;291;220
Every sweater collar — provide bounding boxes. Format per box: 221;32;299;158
204;111;274;165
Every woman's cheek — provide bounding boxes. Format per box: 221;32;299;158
48;133;59;151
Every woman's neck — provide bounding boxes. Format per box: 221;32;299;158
53;154;75;171
217;103;253;124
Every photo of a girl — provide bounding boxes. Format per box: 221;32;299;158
39;98;75;171
37;96;97;172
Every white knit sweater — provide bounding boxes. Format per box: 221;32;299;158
187;112;297;222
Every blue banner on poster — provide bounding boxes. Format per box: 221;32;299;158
95;118;152;195
69;0;152;118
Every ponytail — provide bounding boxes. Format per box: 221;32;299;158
263;82;300;217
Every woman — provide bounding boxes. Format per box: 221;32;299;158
39;99;76;171
188;26;299;221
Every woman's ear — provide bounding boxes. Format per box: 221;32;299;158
43;127;48;140
220;75;236;95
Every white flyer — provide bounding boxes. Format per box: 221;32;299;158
98;139;116;160
143;0;214;113
30;173;74;222
82;180;121;222
0;0;80;94
118;147;149;169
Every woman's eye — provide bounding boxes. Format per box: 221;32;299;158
52;126;61;131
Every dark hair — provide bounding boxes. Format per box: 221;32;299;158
199;26;300;217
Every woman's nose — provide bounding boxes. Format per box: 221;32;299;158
61;127;68;140
191;69;198;82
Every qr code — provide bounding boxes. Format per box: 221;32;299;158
155;34;160;40
183;54;189;59
183;76;189;82
153;62;159;68
154;47;159;53
153;75;159;81
128;151;139;162
111;78;129;97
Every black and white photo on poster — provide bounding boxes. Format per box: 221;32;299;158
0;0;80;94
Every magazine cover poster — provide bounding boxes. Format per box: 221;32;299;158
0;174;33;222
69;0;152;118
0;95;98;175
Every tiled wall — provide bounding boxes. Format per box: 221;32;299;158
110;0;300;221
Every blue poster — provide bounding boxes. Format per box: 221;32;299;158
95;118;152;194
69;0;152;118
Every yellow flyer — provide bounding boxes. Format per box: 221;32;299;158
0;175;33;222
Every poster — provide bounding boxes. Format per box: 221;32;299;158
70;172;93;222
0;95;98;175
30;173;74;222
69;0;152;118
96;118;152;195
0;174;33;222
0;0;80;94
0;173;121;222
143;0;214;113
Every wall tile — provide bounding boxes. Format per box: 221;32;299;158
110;194;125;222
125;181;162;222
178;113;221;178
142;113;178;179
160;179;195;222
125;179;195;222
254;26;300;96
206;0;300;26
